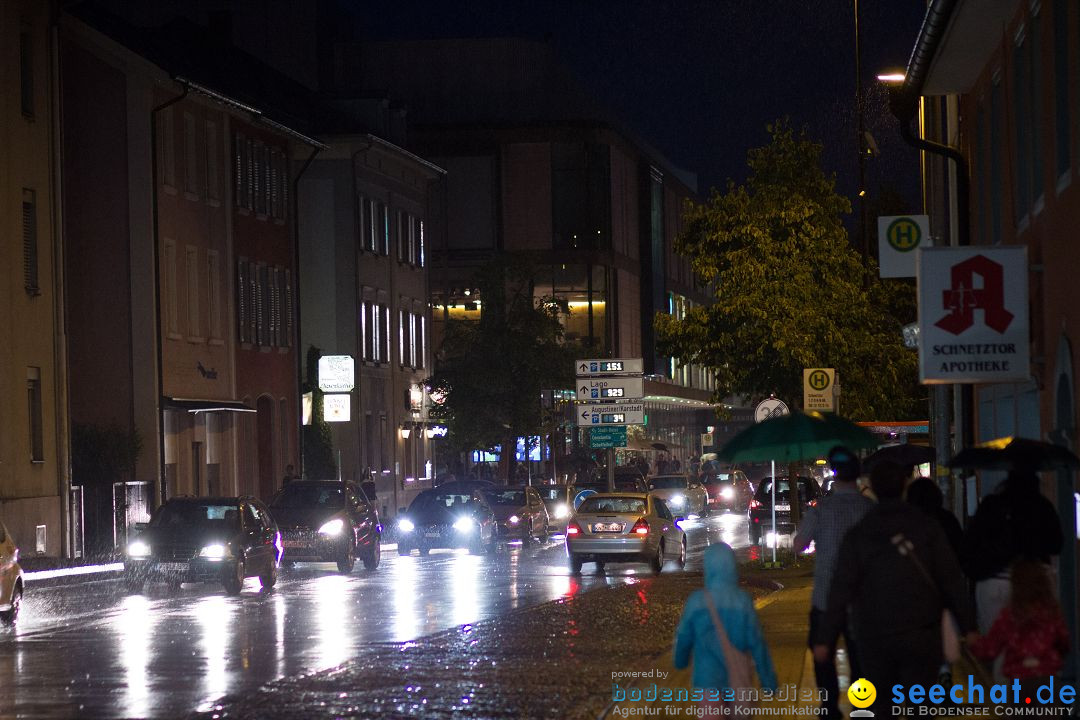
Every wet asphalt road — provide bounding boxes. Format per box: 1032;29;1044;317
0;513;750;719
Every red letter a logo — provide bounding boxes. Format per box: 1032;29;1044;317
935;254;1014;335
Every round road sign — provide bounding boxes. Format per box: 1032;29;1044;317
753;397;790;423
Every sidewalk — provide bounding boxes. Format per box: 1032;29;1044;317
603;562;832;718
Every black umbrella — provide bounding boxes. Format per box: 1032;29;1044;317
947;437;1080;472
863;443;936;471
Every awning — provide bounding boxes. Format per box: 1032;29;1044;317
163;397;256;414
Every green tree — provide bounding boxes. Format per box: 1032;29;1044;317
655;121;922;420
302;345;337;480
428;257;582;480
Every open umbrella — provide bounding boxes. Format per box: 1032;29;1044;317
717;411;878;463
863;443;936;471
948;436;1080;472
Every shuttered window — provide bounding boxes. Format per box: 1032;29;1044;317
22;189;39;295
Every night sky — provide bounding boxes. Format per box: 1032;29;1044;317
362;0;929;213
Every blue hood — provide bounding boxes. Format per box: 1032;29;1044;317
703;543;739;596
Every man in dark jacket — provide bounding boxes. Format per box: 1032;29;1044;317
812;462;976;713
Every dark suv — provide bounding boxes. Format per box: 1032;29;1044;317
747;476;822;544
125;496;281;595
269;480;382;572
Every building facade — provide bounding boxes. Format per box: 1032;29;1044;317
298;135;442;516
898;0;1080;684
0;0;69;557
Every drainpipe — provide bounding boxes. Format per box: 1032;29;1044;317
150;86;189;505
292;145;322;480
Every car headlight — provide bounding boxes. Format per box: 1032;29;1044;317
452;517;474;533
554;504;569;519
127;540;150;558
508;515;520;525
398;518;415;533
318;518;345;536
670;494;686;507
721;487;735;500
199;543;230;560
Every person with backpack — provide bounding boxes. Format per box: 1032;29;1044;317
812;462;976;713
673;543;777;708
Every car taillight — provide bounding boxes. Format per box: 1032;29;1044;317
749;499;761;509
631;518;649;535
566;521;583;536
808;499;818;507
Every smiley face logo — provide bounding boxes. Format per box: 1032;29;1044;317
848;678;876;709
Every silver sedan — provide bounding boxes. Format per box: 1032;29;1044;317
0;521;24;625
565;493;686;574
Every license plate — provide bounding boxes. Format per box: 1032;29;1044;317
283;540;307;548
158;562;188;572
592;523;624;533
774;504;791;511
425;531;440;538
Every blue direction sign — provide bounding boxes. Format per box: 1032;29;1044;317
589;426;628;449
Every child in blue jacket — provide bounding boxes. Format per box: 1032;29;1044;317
674;543;777;695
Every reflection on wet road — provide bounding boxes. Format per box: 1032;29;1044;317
0;513;749;718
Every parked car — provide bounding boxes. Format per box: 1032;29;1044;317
747;476;822;544
124;496;281;595
0;521;23;625
647;474;709;516
702;468;754;513
482;486;551;542
535;485;576;532
269;480;382;572
396;487;498;555
565;493;686;574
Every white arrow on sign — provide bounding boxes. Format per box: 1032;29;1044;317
575;377;645;401
575;402;645;427
575;358;644;376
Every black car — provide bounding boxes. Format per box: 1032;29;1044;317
124;496;281;595
747;476;822;544
269;480;382;572
483;486;551;542
703;468;754;513
396;487;498;555
575;470;649;495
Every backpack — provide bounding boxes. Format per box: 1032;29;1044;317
704;590;755;709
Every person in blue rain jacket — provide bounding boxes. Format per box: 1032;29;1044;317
674;543;777;692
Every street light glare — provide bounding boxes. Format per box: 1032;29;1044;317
876;72;906;84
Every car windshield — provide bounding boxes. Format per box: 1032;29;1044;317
411;491;476;512
578;496;647;514
536;487;566;502
150;501;240;529
755;478;816;502
484;490;526;506
649;476;687;490
270;484;345;509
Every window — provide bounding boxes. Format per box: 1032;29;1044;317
234;132;249;209
262;144;272;216
183;112;199;196
253;141;267;215
1054;0;1070;180
418;218;425;267
397;210;408;261
238;259;250;343
20;28;33;118
186;246;201;339
27;368;43;462
418;313;426;369
372;304;382;362
1013;28;1031;221
358;196;376;253
377;202;389;255
380;303;390;362
207;251;222;342
256;264;267;346
270;149;281;219
991;72;1004;245
160;107;176;189
22;188;38;295
283;269;293;347
269;268;281;346
360;300;370;361
399;309;407;366
409;312;417;367
164;240;180;338
206;121;220;203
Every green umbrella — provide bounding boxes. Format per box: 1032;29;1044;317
717;411;878;463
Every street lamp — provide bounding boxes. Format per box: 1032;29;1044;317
399;425;411;439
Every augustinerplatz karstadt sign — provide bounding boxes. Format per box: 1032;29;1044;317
917;246;1029;384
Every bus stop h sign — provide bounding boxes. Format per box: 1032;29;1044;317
917;246;1029;384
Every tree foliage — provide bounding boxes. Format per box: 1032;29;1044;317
427;257;582;467
655;121;923;420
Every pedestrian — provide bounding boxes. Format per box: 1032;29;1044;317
793;446;874;720
969;557;1069;700
281;463;298;487
812;461;976;714
905;477;964;559
674;543;777;709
